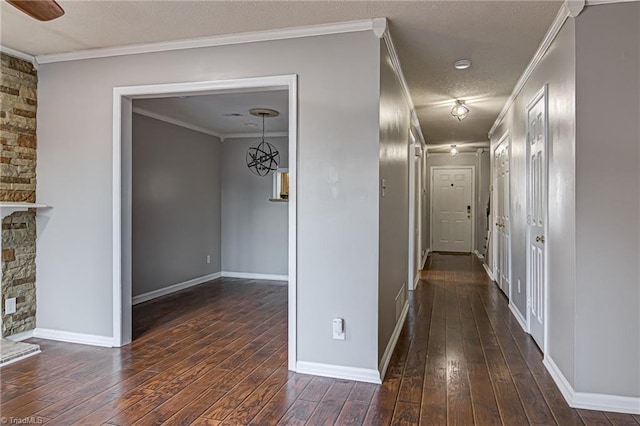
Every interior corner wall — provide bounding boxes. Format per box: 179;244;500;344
574;2;640;398
424;152;489;255
221;137;288;277
131;113;221;298
35;31;381;371
489;17;576;384
378;40;410;365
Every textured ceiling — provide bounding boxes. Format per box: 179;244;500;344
134;90;289;136
0;0;562;146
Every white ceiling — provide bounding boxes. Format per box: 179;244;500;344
133;90;289;137
1;0;562;147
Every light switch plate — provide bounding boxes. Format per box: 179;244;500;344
5;297;16;315
332;318;345;340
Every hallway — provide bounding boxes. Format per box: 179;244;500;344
1;255;636;425
387;253;637;425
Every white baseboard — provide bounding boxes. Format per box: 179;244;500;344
132;272;222;305
33;328;115;347
379;299;409;381
5;329;35;342
509;302;529;333
222;271;288;282
474;250;485;259
543;356;640;415
412;273;421;290
296;361;381;384
482;263;495;281
421;249;430;270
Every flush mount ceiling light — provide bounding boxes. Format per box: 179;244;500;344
246;108;280;177
451;100;470;121
450;145;459;156
454;59;472;70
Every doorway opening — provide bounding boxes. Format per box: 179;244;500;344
112;75;298;371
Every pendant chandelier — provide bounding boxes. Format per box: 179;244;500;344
246;108;280;176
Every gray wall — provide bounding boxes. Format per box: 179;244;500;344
35;31;381;371
574;2;640;397
424;151;490;254
378;40;410;364
490;18;576;384
132;113;222;297
491;18;577;382
221;137;288;276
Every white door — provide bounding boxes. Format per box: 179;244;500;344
527;87;547;351
494;138;511;296
431;168;473;252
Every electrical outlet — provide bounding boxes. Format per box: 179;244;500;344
206;255;211;264
518;279;521;293
5;297;16;315
332;318;345;340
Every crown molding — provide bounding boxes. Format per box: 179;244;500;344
426;152;479;158
132;107;287;140
223;131;288;140
488;1;571;138
133;107;223;139
36;19;378;64
0;45;38;68
379;19;427;147
586;0;639;4
381;25;414;113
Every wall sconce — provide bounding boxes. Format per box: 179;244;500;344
450;145;459;156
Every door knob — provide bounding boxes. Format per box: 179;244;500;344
535;235;545;243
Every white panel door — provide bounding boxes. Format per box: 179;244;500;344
527;87;547;351
432;168;473;252
494;139;510;296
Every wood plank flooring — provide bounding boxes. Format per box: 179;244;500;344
1;254;636;425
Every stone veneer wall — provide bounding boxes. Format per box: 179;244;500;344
1;53;38;336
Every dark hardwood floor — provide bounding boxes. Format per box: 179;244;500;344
2;254;638;425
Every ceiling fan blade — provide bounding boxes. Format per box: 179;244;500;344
7;0;65;21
